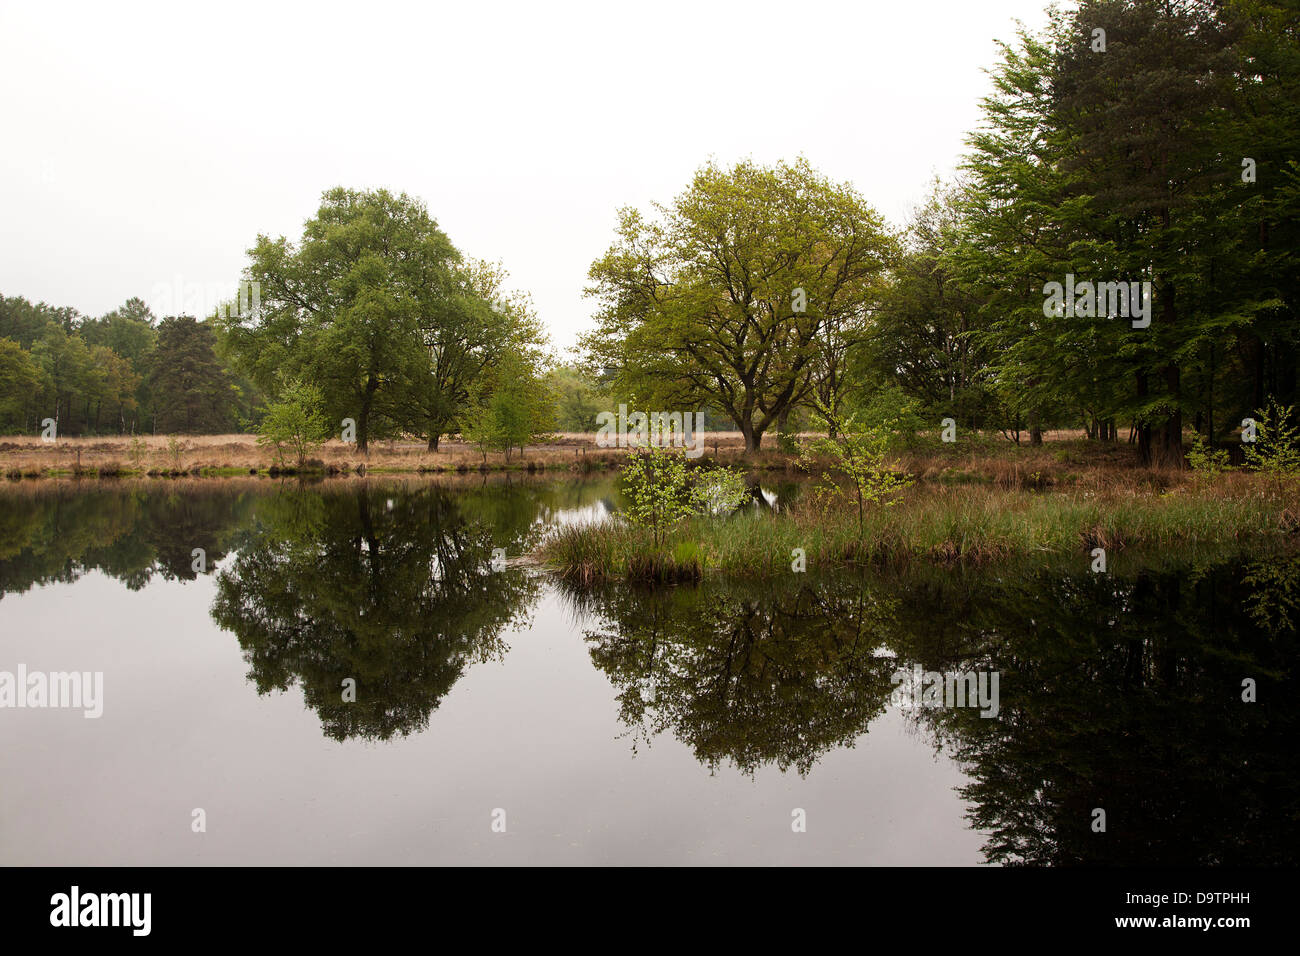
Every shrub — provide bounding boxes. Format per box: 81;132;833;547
858;385;926;450
1187;434;1231;477
128;437;148;471
1243;400;1300;477
163;435;188;471
621;444;748;546
257;380;330;469
800;396;914;534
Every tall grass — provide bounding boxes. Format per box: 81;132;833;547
540;478;1300;582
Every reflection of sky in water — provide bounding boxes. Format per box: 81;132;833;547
0;479;1294;866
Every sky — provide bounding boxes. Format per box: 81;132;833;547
0;0;1062;353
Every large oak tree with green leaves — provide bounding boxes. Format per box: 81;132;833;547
219;187;544;452
582;158;894;453
220;188;456;452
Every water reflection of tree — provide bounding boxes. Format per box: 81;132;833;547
566;578;900;776
211;483;542;742
0;483;254;596
878;560;1300;866
568;554;1297;864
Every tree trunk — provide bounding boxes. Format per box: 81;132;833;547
1207;341;1215;444
1252;334;1265;413
357;376;378;454
1154;363;1184;468
1136;370;1152;463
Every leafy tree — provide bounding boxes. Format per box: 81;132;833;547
220;187;460;452
30;327;93;435
80;297;157;367
457;351;554;460
861;181;996;429
86;345;140;433
256;379;331;467
951;0;1300;462
547;363;609;432
145;316;237;433
0;294;80;350
620;444;747;546
405;259;547;450
857;384;927;451
799;397;913;534
0;338;39;431
1243;399;1300;477
583;158;893;453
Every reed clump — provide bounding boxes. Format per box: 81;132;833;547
540;479;1300;582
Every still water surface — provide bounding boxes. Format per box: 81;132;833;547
1;477;1295;865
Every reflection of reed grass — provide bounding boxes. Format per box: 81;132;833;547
541;478;1300;582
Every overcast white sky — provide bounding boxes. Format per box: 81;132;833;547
0;0;1061;352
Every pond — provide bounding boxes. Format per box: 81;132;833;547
0;477;1296;865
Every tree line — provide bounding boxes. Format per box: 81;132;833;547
583;0;1299;463
0;187;613;449
0;295;257;436
4;1;1294;463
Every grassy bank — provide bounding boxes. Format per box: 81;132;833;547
0;429;1161;481
0;432;633;479
542;475;1300;582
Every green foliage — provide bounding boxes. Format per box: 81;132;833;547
857;385;927;451
583;157;893;452
547;364;609;432
1243;400;1300;477
458;397;500;463
0;338;39;430
163;435;188;471
222;188;460;451
146;316;237;433
620;446;694;547
620;444;748;546
128;437;148;471
256;379;331;468
0;295;159;436
690;464;749;517
457;352;554;461
859;180;998;429
800;398;914;534
947;0;1300;463
1187;434;1232;477
218;187;548;452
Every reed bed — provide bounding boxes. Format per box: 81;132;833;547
541;476;1300;582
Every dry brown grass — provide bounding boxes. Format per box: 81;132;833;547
0;427;1193;485
0;430;798;476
